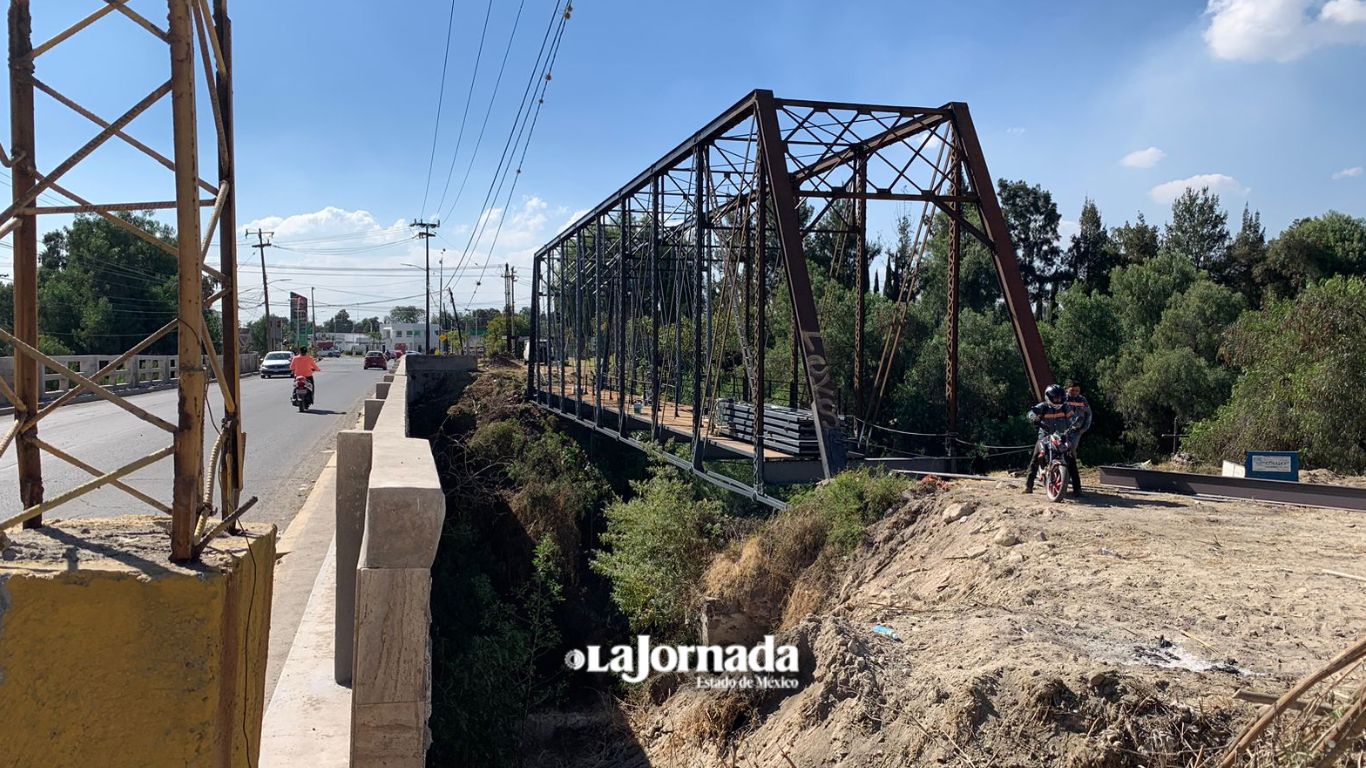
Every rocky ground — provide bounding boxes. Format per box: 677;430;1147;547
598;481;1366;767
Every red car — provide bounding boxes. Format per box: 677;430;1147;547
363;351;387;370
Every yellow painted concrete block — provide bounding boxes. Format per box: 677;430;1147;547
0;516;275;768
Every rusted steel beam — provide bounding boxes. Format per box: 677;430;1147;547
753;153;767;493
0;445;174;532
107;0;169;43
23;198;216;215
0;328;177;432
946;148;961;438
0;78;172;226
1099;466;1366;513
753;90;845;477
189;0;226;160
1;442;174;532
169;0;206;561
9;0;43;526
30;76;216;195
213;0;241;521
27;0;129;60
949;101;1053;398
26;320;177;424
854;152;867;429
33;437;171;514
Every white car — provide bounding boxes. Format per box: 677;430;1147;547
260;350;294;378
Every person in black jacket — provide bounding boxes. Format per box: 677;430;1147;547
1023;383;1081;495
1063;379;1091;494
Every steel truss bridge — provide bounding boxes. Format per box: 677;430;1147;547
527;90;1052;506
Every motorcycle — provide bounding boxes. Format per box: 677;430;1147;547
1036;430;1075;502
291;375;314;413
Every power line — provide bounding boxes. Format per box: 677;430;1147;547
442;1;569;311
439;0;565;231
430;0;497;219
459;4;569;309
418;0;460;218
434;0;528;221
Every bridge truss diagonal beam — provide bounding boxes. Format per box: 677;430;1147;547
528;90;1052;505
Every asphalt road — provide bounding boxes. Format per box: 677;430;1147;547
0;356;383;533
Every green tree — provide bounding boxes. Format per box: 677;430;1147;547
1108;346;1233;454
1212;205;1268;304
1188;276;1366;471
34;212;181;355
1258;211;1366;300
1164;186;1229;269
1044;286;1125;461
1064;197;1115;292
325;308;353;333
389;305;423;323
997;178;1063;315
1112;213;1161;264
1102;275;1241;453
484;313;529;355
1108;251;1199;336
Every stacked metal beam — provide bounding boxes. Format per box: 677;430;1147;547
714;399;820;456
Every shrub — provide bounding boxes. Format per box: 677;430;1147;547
591;465;724;639
789;469;909;552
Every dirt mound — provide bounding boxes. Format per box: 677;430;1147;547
628;482;1366;766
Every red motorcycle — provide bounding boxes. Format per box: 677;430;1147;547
1037;431;1074;502
291;375;314;413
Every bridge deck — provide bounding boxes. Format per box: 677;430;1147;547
538;369;809;463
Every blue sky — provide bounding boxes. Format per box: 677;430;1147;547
3;0;1364;321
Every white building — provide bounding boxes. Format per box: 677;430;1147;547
318;332;376;354
380;322;442;353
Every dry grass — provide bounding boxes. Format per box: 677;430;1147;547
1209;637;1366;767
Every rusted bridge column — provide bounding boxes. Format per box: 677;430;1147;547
9;0;43;526
169;0;205;561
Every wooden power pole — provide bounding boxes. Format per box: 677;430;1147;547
249;229;273;350
411;219;438;352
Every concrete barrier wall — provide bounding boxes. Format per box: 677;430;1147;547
345;357;446;768
0;352;261;400
0;516;276;767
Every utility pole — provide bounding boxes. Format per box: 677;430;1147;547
249;229;274;350
448;286;463;353
411;219;439;352
438;249;445;353
504;264;515;354
310;287;316;350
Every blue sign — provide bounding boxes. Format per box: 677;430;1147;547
1245;451;1299;482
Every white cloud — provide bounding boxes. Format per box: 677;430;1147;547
1204;0;1366;61
1149;173;1250;203
238;199;567;321
1120;147;1166;169
1332;165;1364;179
1005;127;1026;136
557;209;590;235
1057;219;1081;244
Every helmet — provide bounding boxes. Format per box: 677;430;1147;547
1045;384;1065;405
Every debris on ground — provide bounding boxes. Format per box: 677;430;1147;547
617;482;1366;767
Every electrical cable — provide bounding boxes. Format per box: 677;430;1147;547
418;0;459;218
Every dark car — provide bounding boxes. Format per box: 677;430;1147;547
363;351;387;370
